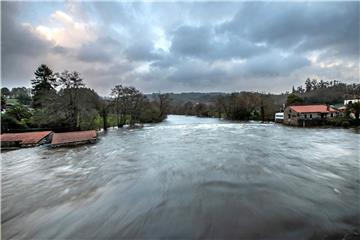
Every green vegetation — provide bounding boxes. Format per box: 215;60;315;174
286;93;304;105
166;79;359;123
2;68;359;132
1;64;170;133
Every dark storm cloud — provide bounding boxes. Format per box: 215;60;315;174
1;2;54;87
52;46;68;55
1;1;358;94
240;51;311;78
1;2;51;58
168;60;226;86
170;26;212;57
220;2;359;57
170;25;266;61
78;46;112;63
125;40;163;62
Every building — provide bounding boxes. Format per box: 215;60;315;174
274;112;284;123
344;98;360;106
284;104;338;126
0;131;53;149
51;130;97;147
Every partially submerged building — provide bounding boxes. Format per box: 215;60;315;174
0;131;53;149
51;130;97;147
284;104;338;126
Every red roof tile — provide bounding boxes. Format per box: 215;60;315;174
51;130;97;145
290;104;337;113
0;131;52;145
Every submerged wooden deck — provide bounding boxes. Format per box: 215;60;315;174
51;130;97;147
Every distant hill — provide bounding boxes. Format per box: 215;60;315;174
149;92;288;108
147;92;225;105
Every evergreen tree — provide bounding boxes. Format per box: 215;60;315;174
305;78;312;92
31;64;57;108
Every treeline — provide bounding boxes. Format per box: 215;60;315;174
168;92;279;121
288;79;360;105
292;78;359;94
1;87;32;105
1;64;170;133
167;78;360;121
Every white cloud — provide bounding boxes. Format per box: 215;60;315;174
29;10;96;48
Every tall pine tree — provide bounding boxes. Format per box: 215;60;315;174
31;64;57;108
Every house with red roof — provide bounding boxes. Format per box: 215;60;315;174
284;104;338;126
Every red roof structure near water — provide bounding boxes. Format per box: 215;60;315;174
290;104;337;113
51;130;97;146
0;131;52;145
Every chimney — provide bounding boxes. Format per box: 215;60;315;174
327;105;330;111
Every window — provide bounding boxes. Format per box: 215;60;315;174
331;113;333;117
310;114;312;119
288;114;291;119
304;114;307;119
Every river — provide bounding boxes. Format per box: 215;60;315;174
1;115;359;239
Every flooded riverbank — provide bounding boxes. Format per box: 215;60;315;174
2;115;359;239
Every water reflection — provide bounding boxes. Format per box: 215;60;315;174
2;115;359;239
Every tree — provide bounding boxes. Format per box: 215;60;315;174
1;95;6;110
183;101;194;115
194;103;209;117
17;94;32;105
56;71;84;89
1;87;11;98
286;93;304;105
31;64;57;108
297;86;305;94
311;79;318;90
11;87;32;105
57;71;85;128
156;93;170;120
111;85;127;127
305;78;312;92
126;87;145;126
1;104;32;132
111;85;145;127
96;98;111;131
11;87;30;98
348;102;360;120
1;114;26;132
6;104;32;121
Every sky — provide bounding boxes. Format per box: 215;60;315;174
1;1;359;95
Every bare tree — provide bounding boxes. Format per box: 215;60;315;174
111;85;145;127
155;93;170;120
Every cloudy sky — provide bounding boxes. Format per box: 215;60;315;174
1;1;359;95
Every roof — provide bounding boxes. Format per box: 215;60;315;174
289;104;337;113
0;131;52;145
51;130;97;145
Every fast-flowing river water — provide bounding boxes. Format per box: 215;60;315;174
2;115;360;239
